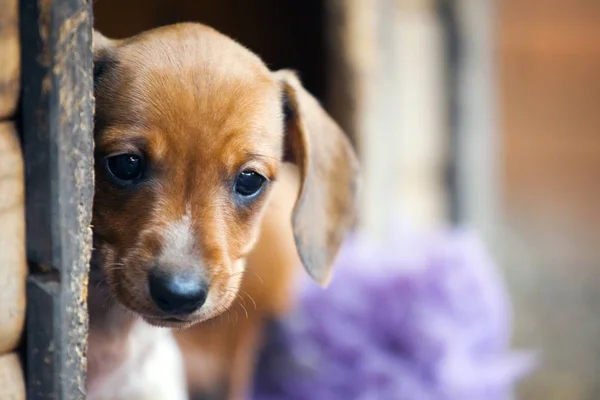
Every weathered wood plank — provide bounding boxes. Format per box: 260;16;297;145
19;0;94;398
451;0;499;242
0;353;26;400
0;122;27;355
26;274;61;399
0;0;20;120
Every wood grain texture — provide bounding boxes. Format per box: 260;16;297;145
19;0;94;398
0;0;20;120
0;353;26;400
0;123;27;354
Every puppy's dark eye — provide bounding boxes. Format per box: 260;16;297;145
234;171;266;197
105;154;144;185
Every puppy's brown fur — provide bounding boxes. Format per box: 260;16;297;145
91;23;358;399
176;163;302;399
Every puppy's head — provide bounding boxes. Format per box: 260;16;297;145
92;23;359;328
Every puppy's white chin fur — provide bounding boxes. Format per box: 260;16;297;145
87;320;188;400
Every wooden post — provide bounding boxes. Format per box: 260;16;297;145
0;0;21;120
19;0;94;398
0;124;27;400
448;0;499;241
0;0;27;398
326;0;448;237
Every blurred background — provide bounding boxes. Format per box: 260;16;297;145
94;0;600;398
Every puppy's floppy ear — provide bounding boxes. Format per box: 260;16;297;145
92;30;121;83
93;30;120;56
275;70;360;287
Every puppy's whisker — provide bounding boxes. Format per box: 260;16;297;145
227;270;264;285
240;290;257;310
223;288;240;297
105;262;126;267
238;299;249;319
245;270;264;284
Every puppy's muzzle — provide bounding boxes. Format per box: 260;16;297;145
149;268;209;315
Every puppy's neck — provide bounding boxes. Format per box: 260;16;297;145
88;271;136;334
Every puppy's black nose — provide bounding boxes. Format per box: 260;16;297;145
149;270;208;315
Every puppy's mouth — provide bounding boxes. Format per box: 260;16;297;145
153;315;188;323
163;317;185;322
142;313;212;329
144;315;194;328
95;254;239;329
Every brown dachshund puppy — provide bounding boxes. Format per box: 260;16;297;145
90;23;358;400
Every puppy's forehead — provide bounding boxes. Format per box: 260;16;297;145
121;23;270;76
101;24;283;153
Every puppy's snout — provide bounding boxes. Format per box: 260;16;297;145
149;269;208;315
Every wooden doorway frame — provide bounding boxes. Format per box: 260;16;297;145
20;0;94;398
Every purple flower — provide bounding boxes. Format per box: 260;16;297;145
253;226;535;400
